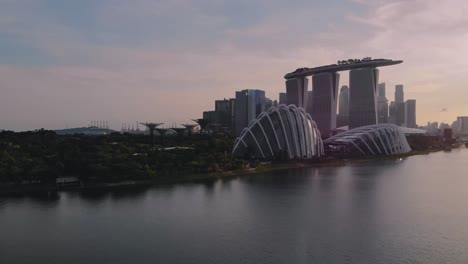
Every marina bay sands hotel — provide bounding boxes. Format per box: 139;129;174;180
284;58;403;137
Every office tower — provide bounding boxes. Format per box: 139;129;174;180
306;90;313;116
404;99;416;128
395;84;404;103
202;110;217;128
377;83;389;123
265;98;275;110
216;99;234;130
388;101;396;124
215;99;230;112
456;116;468;134
439;123;450;130
234;89;266;136
378;82;386;97
338;85;349;116
229;98;236;136
337;85;349;127
203;98;235;134
349;68;379;129
395;102;405;126
310;72;340;138
279;92;287;105
285;77;308;108
252;90;266;117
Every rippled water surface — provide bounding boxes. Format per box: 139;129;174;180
1;149;468;263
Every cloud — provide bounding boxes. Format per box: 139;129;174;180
1;0;468;130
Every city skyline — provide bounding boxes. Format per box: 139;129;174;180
1;0;468;131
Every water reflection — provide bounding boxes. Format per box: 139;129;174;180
2;150;468;264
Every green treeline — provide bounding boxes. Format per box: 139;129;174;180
0;130;240;184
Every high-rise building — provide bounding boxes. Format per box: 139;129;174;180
404;99;416;128
234;89;266;137
338;85;349;116
395;102;405;126
337;85;349;128
388;101;396;124
310;72;340;138
377;83;389;123
378;82;386;97
349;68;379;129
203;98;235;134
306;91;313;116
395;84;404;103
229;98;236;135
456;116;468;134
265;97;277;110
285;77;308;108
279;92;287;105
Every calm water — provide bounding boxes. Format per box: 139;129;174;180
1;149;468;264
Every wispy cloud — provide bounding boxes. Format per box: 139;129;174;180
1;0;468;130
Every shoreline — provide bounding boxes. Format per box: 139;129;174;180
0;146;462;196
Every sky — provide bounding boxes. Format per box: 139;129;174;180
1;0;468;131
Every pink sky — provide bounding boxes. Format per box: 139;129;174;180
1;0;467;130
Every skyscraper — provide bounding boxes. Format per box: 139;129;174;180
310;72;340;138
404;99;417;128
378;82;386;97
285;77;308;108
279;92;287;105
395;102;405;126
337;85;349;128
349;68;379;129
215;99;233;129
203;98;235;134
377;83;389;123
306;90;313;117
234;89;266;136
388;101;396;124
338;85;349;116
456;116;468;134
395;84;404;103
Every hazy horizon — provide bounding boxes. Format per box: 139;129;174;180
1;0;468;131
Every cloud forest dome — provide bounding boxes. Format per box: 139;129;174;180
232;105;324;160
324;124;412;156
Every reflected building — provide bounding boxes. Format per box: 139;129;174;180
349;68;379;128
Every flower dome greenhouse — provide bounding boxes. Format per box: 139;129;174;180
232;105;324;160
324;124;412;156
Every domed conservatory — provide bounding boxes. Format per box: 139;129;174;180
232;105;324;160
324;124;412;156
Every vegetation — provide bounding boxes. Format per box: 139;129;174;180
0;130;241;185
